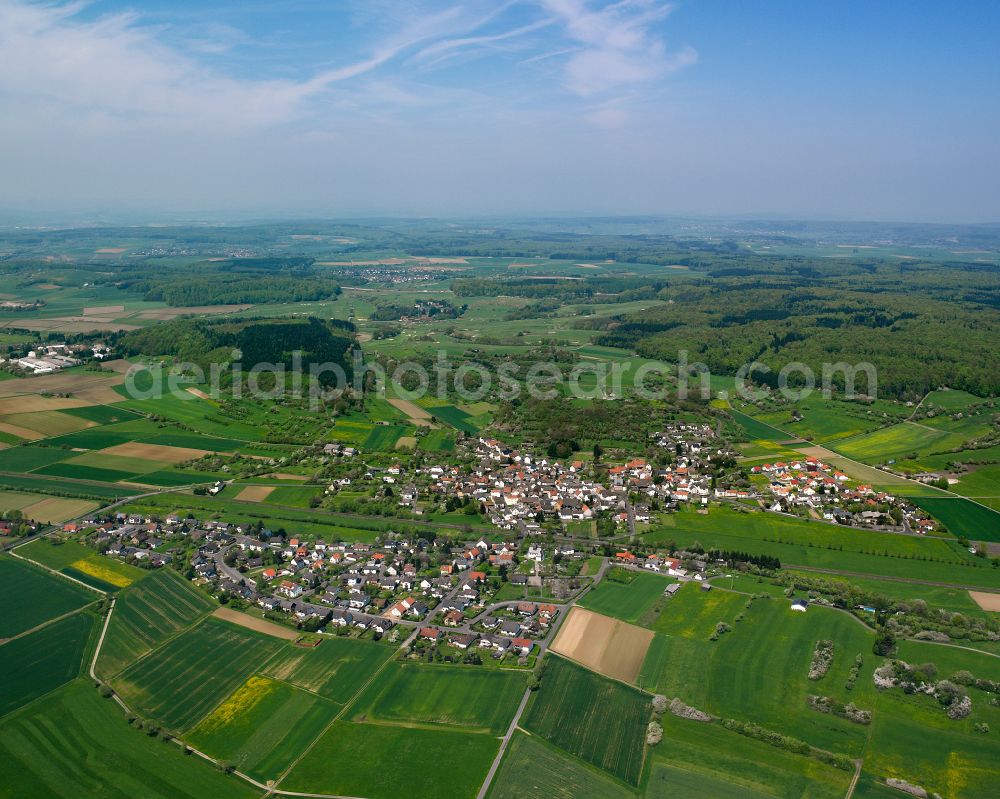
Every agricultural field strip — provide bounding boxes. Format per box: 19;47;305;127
271;627;420;790
114;619;289;733
0;599;99;646
80;599;274;794
9;544;108;596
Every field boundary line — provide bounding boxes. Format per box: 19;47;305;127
9;543;108;595
267;628;419;795
0;599;99;646
476;687;533;799
177;631;298;735
785;563;1000;593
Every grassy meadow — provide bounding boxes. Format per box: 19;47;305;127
522;655;650;786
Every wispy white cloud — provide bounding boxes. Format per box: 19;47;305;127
540;0;695;96
412;18;554;66
0;0;464;129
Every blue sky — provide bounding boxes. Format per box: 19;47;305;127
0;0;997;221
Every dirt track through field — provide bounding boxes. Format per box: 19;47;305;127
969;591;1000;612
550;606;653;683
213;607;298;640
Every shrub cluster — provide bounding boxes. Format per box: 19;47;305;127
808;640;834;680
808;695;872;725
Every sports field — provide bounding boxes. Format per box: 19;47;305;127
0;680;257;799
348;662;525;735
189;675;335;781
550;607;654;683
522;655;649;785
113;617;285;732
262;635;395;705
97;568;215;678
0;556;94;638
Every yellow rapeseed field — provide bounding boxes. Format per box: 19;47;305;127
196;675;276;734
70;557;133;588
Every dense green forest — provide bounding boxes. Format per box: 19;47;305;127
116;257;342;306
584;262;1000;399
122;316;355;386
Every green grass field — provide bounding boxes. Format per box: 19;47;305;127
580;571;672;624
522;655;649;786
0;679;258;799
861;640;1000;799
832;422;968;464
952;464;1000;497
362;423;407;451
17;538;146;590
281;720;500;799
420;427;456;451
113;617;284;732
60;405;142;425
644;506;1000;589
97;568;215;678
0;445;75;472
0;612;93;717
642;600;877;758
348;662;526;735
913;497;1000;542
262;635;396;705
0;473;133;501
188;675;335;782
652;582;749;638
36;463;141;483
646;713;850;799
0;556;94;638
730;409;801;443
487;731;634;799
426;404;480;434
921;389;986;411
262;484;323;508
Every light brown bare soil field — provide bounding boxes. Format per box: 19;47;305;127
100;359;135;374
234;485;275;502
100;442;210;463
135;304;251;320
83;305;125;315
550;607;654;684
21;496;100;523
185;387;211;399
386;397;433;426
969;591;1000;612
0;411;94;436
7;319;139;333
213;607;298;639
395;436;417;450
0;421;43;440
0;370;124;399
